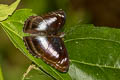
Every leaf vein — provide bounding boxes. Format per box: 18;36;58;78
71;60;120;70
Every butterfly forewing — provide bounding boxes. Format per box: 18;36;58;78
23;10;66;35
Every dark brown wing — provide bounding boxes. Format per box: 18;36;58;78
41;10;66;35
23;10;66;35
23;36;69;72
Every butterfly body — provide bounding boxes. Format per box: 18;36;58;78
23;10;69;72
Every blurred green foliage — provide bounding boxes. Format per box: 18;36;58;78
0;65;3;80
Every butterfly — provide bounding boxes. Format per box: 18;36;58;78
23;10;69;72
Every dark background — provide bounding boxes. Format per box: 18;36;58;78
0;0;120;80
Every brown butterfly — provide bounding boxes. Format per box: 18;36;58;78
23;10;69;72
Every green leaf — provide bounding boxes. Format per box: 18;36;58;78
0;65;4;80
65;24;120;80
1;9;71;80
0;0;20;21
1;8;120;80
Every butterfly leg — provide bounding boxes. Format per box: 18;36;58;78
22;63;39;80
59;32;65;38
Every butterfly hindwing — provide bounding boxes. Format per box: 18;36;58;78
23;36;69;72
